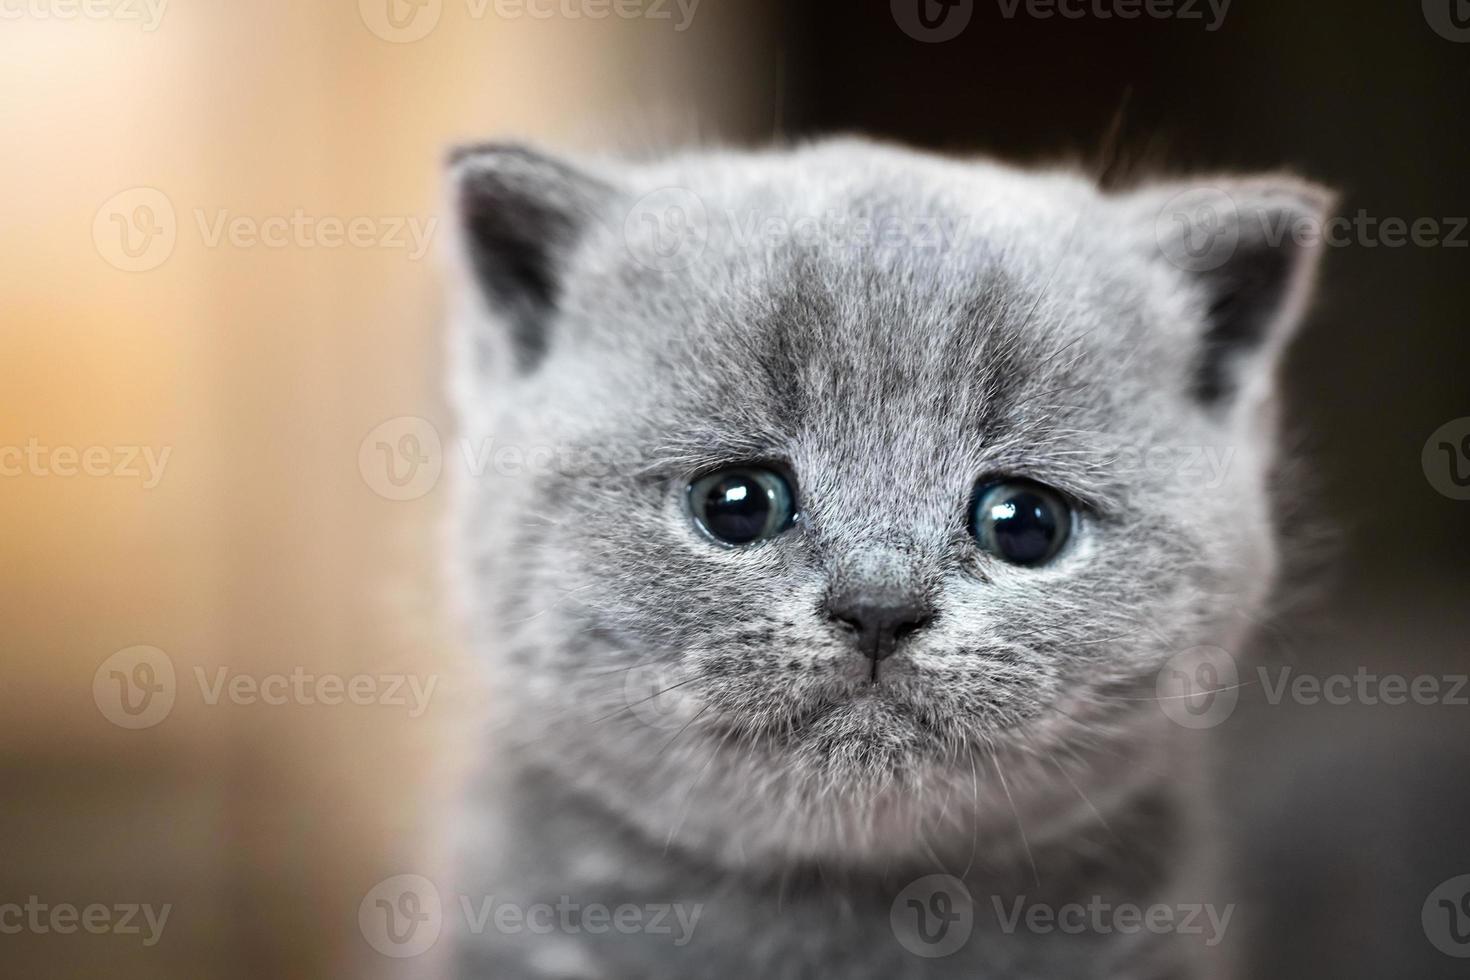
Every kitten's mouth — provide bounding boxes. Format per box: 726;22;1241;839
721;676;943;748
809;680;932;719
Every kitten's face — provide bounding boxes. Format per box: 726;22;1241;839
449;141;1328;866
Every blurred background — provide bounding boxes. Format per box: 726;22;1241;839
1;0;1465;977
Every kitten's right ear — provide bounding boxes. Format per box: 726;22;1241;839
446;143;615;373
1119;176;1334;411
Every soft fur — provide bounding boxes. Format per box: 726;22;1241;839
443;138;1331;978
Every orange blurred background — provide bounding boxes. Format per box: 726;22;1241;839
0;3;772;976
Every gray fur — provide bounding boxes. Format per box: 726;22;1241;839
443;138;1331;978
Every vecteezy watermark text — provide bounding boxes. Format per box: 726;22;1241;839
1157;189;1470;273
1259;666;1469;708
359;418;669;502
358;0;701;44
0;439;170;488
93;187;438;273
194;666;438;717
891;0;1228;42
358;875;703;958
621;189;971;272
995;0;1231;31
992;895;1234;947
0;0;167;30
0;897;170;946
93;646;438;730
888;874;1234;958
1154;647;1470;730
193;209;437;259
458;895;702;945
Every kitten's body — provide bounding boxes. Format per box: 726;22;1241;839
444;139;1329;978
454;753;1188;979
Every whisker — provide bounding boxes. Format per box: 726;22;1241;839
987;743;1040;888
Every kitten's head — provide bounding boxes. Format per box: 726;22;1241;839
446;139;1330;869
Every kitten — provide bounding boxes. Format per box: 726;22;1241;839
443;138;1330;979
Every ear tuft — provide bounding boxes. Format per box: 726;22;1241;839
447;143;615;373
1132;177;1335;408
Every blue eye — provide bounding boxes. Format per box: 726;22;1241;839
969;480;1073;566
687;467;796;546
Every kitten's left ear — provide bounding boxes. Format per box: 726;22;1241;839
1122;177;1336;409
446;142;617;373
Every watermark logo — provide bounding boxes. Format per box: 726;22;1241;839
359;877;702;956
1155;186;1240;272
1423;417;1470;500
1156;191;1469;271
359;0;442;42
360;874;443;958
360;429;669;498
1423;875;1470;957
93;187;177;273
94;189;437;270
93;646;176;730
93;648;438;728
891;0;974;42
359;416;444;501
1155;645;1239;729
624;187;709;272
622;659;704;731
891;875;974;957
1424;0;1470;42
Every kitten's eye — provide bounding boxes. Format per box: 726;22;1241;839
969;480;1073;566
687;467;796;547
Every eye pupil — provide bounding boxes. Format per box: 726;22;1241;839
971;481;1071;566
689;468;795;546
702;476;769;543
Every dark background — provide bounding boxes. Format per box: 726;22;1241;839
760;2;1470;976
773;0;1470;594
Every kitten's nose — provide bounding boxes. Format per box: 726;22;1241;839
825;587;935;662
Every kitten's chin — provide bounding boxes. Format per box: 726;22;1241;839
665;719;1152;873
655;680;1165;868
514;684;1164;874
789;686;940;757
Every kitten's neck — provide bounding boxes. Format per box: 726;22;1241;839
455;748;1198;979
487;722;1185;900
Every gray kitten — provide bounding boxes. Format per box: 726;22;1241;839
443;138;1330;979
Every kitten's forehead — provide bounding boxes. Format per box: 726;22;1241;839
571;195;1148;423
536;144;1189;500
592;143;1153;374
